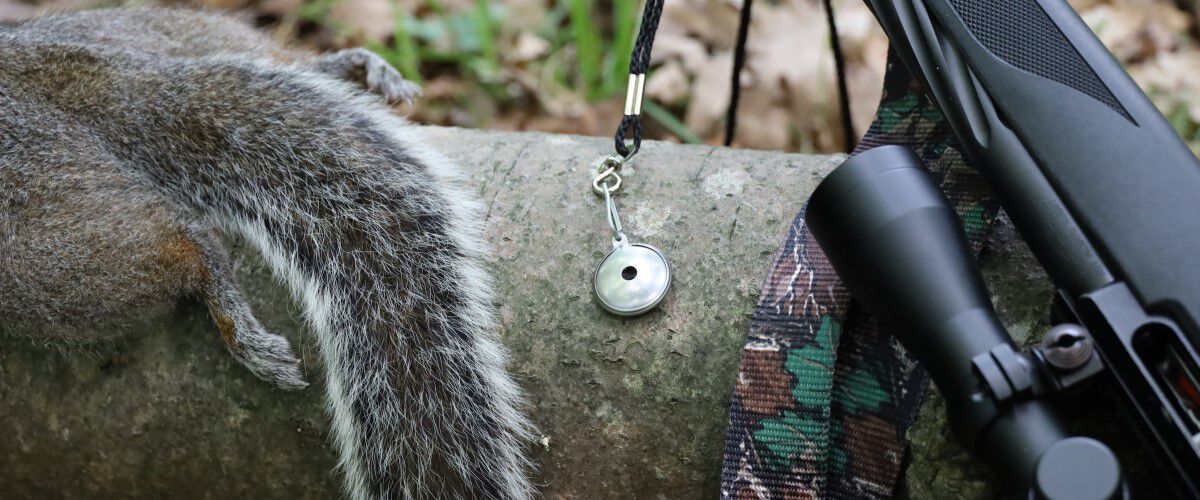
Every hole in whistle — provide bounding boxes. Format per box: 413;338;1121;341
622;266;637;280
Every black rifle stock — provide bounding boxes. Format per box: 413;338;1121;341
805;0;1200;498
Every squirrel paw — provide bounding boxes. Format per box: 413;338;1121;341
230;325;308;391
316;48;422;105
363;54;422;105
176;228;309;391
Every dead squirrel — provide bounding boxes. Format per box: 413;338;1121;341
0;8;534;499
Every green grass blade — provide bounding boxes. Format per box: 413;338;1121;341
424;0;447;17
605;0;636;95
567;0;602;98
385;15;423;83
472;0;499;73
643;101;703;144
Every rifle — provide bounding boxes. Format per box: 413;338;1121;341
803;0;1200;498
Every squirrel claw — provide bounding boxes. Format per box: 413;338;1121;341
232;328;308;391
317;48;421;106
365;57;421;105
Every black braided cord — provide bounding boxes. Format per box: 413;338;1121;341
724;0;856;151
823;0;856;150
724;0;754;147
614;0;665;158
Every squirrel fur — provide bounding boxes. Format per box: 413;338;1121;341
0;8;534;499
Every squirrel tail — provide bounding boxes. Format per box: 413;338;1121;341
139;66;535;498
239;136;534;499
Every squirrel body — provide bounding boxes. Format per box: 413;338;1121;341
0;8;533;499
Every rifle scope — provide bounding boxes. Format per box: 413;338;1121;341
806;145;1122;499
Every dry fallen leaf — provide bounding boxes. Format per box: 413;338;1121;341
651;32;712;75
1084;2;1188;62
1129;50;1200;115
748;1;830;98
499;0;545;34
258;0;304;18
328;0;396;44
510;32;549;63
646;59;691;106
732;84;792;150
0;0;39;22
663;0;740;50
198;0;250;11
685;51;733;138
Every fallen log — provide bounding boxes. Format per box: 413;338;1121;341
0;126;1047;498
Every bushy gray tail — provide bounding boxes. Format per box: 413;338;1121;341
113;61;534;498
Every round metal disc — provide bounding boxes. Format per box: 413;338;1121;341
593;242;671;316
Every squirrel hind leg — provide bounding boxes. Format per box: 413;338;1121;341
312;48;422;105
180;229;308;391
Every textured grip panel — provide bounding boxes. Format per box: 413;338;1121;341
946;0;1132;120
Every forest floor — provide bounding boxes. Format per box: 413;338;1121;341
4;0;1199;154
